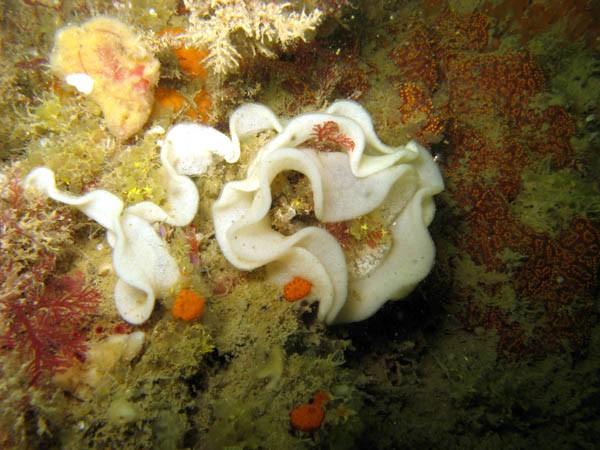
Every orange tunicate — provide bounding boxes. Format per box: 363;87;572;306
155;86;187;112
159;27;209;79
192;89;212;122
174;47;209;79
289;390;330;432
172;289;205;321
290;403;324;432
283;276;312;302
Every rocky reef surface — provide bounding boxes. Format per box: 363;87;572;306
0;1;599;449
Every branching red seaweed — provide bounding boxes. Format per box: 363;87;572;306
1;272;100;384
306;121;355;152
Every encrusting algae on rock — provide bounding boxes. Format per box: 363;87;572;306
49;16;160;140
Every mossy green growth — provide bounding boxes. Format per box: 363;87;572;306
123;0;179;31
166;225;210;303
21;93;112;193
447;0;484;14
571;129;600;179
138;319;214;376
528;29;575;75
454;254;518;313
0;68;35;160
529;32;600;116
60;319;214;449
199;336;359;450
0;354;67;449
1;169;75;270
0;7;60;161
549;50;600;115
356;319;600;450
100;132;167;206
511;160;600;236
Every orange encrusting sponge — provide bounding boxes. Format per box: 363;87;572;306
155;86;187;112
171;289;205;321
158;27;209;80
174;47;209;79
153;86;212;123
283;276;312;302
289;390;331;432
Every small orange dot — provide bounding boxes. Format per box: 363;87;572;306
158;27;185;37
283;276;312;302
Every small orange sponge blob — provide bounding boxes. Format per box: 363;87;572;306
283;276;312;302
290;403;324;432
191;89;212;123
289;391;330;432
172;289;205;321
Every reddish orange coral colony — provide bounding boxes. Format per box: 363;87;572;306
283;276;312;302
290;390;330;432
389;25;438;91
398;82;444;144
172;289;205;321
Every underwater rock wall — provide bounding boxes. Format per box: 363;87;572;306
0;0;599;449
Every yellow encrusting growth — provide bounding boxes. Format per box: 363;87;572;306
22;93;112;193
49;16;160;140
99;133;167;206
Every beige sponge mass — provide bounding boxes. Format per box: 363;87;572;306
50;16;160;140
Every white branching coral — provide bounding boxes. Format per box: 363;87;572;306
179;0;323;76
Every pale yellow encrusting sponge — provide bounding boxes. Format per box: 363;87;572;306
49;16;160;140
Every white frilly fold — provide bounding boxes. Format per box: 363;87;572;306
23;121;242;324
213;100;444;324
23;99;443;325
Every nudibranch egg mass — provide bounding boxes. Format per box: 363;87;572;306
213;100;444;324
23;122;239;325
24;100;442;326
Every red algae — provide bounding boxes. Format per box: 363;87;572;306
1;273;99;383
